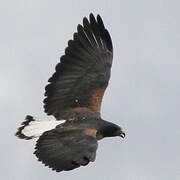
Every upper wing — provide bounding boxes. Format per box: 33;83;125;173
34;128;98;172
44;13;113;119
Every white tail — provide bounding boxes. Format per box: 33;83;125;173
15;115;66;140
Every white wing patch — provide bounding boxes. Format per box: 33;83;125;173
22;120;66;138
16;115;66;140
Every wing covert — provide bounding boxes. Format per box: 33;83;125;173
44;13;113;119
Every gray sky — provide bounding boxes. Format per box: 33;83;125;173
1;0;180;180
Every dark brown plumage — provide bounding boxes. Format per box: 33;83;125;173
15;13;125;172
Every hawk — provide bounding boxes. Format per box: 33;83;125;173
15;13;125;172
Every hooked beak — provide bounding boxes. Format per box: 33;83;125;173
119;131;125;138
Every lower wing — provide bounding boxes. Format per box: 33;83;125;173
34;128;98;172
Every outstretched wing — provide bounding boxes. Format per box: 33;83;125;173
44;13;113;119
34;128;98;172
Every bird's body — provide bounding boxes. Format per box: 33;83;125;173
15;13;125;172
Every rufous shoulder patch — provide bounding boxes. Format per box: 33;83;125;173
89;88;105;112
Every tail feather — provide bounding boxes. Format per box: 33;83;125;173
15;115;66;140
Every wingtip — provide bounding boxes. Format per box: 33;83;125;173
89;13;95;20
97;14;105;29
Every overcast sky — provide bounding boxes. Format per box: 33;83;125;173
1;0;180;180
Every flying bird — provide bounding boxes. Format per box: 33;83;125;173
15;13;125;172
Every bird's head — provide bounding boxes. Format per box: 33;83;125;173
97;123;125;139
109;125;125;138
